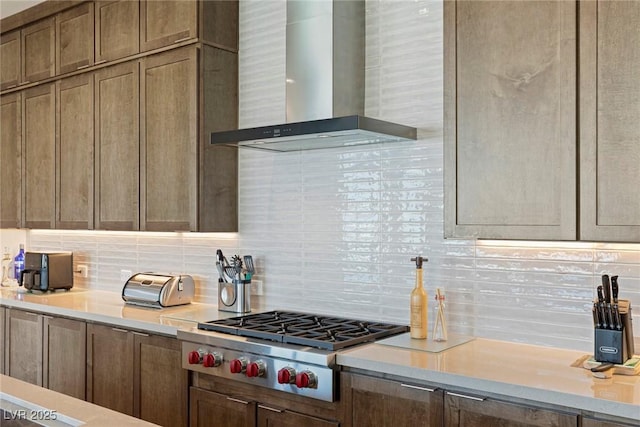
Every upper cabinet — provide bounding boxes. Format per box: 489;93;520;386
140;0;197;52
95;0;140;62
1;31;21;90
445;0;640;243
0;93;21;228
56;3;95;74
21;18;55;84
579;1;640;242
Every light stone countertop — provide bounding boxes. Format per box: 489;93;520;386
1;375;159;426
2;288;639;422
337;335;640;422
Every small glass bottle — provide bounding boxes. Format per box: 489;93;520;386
14;244;25;281
410;256;428;339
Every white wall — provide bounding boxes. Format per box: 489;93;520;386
11;0;640;352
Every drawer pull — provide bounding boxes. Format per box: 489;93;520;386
77;64;91;69
401;384;436;392
5;84;17;89
132;331;149;337
226;397;249;405
94;60;107;65
174;37;191;43
258;405;283;413
111;327;129;333
446;391;485;401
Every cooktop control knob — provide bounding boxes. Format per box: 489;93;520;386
246;360;266;378
277;367;296;384
230;357;248;374
188;349;204;365
203;352;223;368
295;371;317;389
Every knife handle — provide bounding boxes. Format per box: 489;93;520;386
591;363;614;372
592;304;601;329
611;275;619;304
602;275;611;304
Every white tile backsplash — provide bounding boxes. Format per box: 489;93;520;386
8;0;640;353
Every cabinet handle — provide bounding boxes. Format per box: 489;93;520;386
5;84;17;89
132;331;149;337
401;384;436;393
111;327;129;333
42;315;53;320
446;391;485;402
21;311;38;317
258;404;283;413
94;60;107;65
173;37;191;43
226;397;249;405
77;64;91;69
22;81;31;84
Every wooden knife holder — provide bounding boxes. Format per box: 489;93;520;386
594;300;634;364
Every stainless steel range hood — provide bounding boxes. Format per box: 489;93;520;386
211;0;417;152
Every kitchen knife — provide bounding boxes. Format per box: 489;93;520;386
602;275;611;304
611;275;619;304
597;285;608;329
592;303;601;329
612;304;622;330
591;362;614;372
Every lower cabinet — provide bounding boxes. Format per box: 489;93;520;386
341;372;443;427
582;417;640;427
444;391;577;427
190;372;340;427
0;306;5;375
4;308;85;399
87;323;188;427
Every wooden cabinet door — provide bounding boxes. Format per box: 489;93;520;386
342;372;443;427
95;0;140;62
1;30;21;90
582;416;638;427
140;0;197;52
87;323;135;415
57;74;94;229
23;83;56;229
43;316;86;400
21;17;55;83
1;307;5;375
444;392;577;427
141;47;197;231
444;1;577;240
257;405;339;427
0;93;22;228
134;333;188;427
5;309;43;386
94;61;140;230
56;3;95;74
579;1;640;242
189;387;256;427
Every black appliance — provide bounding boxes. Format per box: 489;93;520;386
20;252;73;292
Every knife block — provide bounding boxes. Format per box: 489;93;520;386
594;300;634;364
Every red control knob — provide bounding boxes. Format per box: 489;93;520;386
277;367;296;384
295;371;317;389
246;361;265;378
203;353;215;368
188;350;202;365
230;358;247;374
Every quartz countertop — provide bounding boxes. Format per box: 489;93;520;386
337;335;640;422
0;375;159;426
2;287;639;422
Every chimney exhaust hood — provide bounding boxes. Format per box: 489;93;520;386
211;0;417;152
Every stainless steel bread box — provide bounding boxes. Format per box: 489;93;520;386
122;273;195;308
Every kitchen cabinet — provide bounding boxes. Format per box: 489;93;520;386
43;316;86;400
57;73;94;229
56;3;94;74
444;391;577;427
4;308;86;400
87;323;187;426
21;17;55;84
190;387;256;427
141;47;198;231
94;61;140;230
0;307;5;375
582;416;638;427
444;0;577;241
579;1;640;242
1;30;21;90
341;372;443;427
95;0;139;63
445;0;640;242
0;93;21;228
23;83;56;229
140;0;197;52
257;404;340;427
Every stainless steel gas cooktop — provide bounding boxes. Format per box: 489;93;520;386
196;310;409;351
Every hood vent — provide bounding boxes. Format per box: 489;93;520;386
211;0;417;152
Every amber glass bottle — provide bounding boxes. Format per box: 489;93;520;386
410;256;428;339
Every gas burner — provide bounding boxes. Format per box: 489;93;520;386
197;310;408;350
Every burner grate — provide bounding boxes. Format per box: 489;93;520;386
197;310;408;350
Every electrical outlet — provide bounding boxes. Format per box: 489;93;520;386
120;269;132;281
77;265;88;278
251;280;264;296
